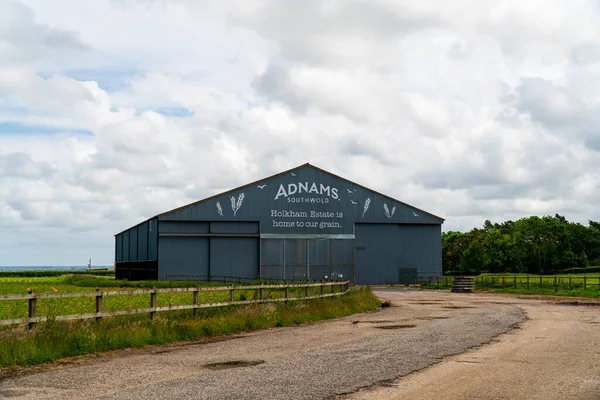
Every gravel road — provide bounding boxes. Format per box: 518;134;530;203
0;289;569;400
345;292;600;400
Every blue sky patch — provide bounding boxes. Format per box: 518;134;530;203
42;68;143;92
0;122;93;136
142;107;194;117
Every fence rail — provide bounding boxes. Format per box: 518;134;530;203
413;275;600;291
0;281;350;329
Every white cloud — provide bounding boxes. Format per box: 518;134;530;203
1;0;600;265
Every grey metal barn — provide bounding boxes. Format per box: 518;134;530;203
114;164;444;285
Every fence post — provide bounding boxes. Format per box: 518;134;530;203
305;284;309;299
193;289;198;318
514;276;517;289
584;276;587;290
150;288;157;320
539;276;542;288
332;282;335;294
554;276;557;291
320;283;324;297
502;277;505;288
28;290;37;330
95;288;103;323
284;286;289;304
569;277;572;290
526;276;530;290
259;287;264;301
229;288;234;302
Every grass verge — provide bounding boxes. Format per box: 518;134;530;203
0;287;381;369
476;287;600;298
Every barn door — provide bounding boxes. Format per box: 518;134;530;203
355;224;399;285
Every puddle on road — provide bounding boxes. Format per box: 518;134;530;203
376;324;417;330
355;320;396;324
204;360;265;370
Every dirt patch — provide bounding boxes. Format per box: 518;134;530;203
0;390;30;398
376;324;417;330
204;360;265;370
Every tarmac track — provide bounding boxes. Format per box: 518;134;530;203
0;290;597;399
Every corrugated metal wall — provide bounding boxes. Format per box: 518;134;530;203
115;218;158;263
210;238;258;278
157;221;259;280
355;223;442;285
355;224;400;285
398;224;442;277
114;218;159;280
158;237;209;277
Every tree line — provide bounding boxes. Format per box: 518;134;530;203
442;215;600;275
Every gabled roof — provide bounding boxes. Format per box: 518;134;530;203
116;163;444;235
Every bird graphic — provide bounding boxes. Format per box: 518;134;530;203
257;185;267;189
346;189;354;194
413;212;419;217
351;321;359;327
290;172;296;176
350;200;358;205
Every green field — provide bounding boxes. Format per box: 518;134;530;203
0;275;337;322
418;273;600;297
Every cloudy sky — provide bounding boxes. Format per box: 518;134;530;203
2;0;600;265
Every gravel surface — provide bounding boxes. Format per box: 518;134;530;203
345;293;600;400
0;290;525;399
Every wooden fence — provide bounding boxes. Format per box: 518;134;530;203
414;275;600;291
0;281;350;330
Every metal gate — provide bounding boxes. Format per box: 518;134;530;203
260;238;355;283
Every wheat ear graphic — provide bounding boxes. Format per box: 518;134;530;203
383;203;391;218
391;206;396;218
230;192;245;217
216;202;223;217
361;198;371;218
235;192;245;216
